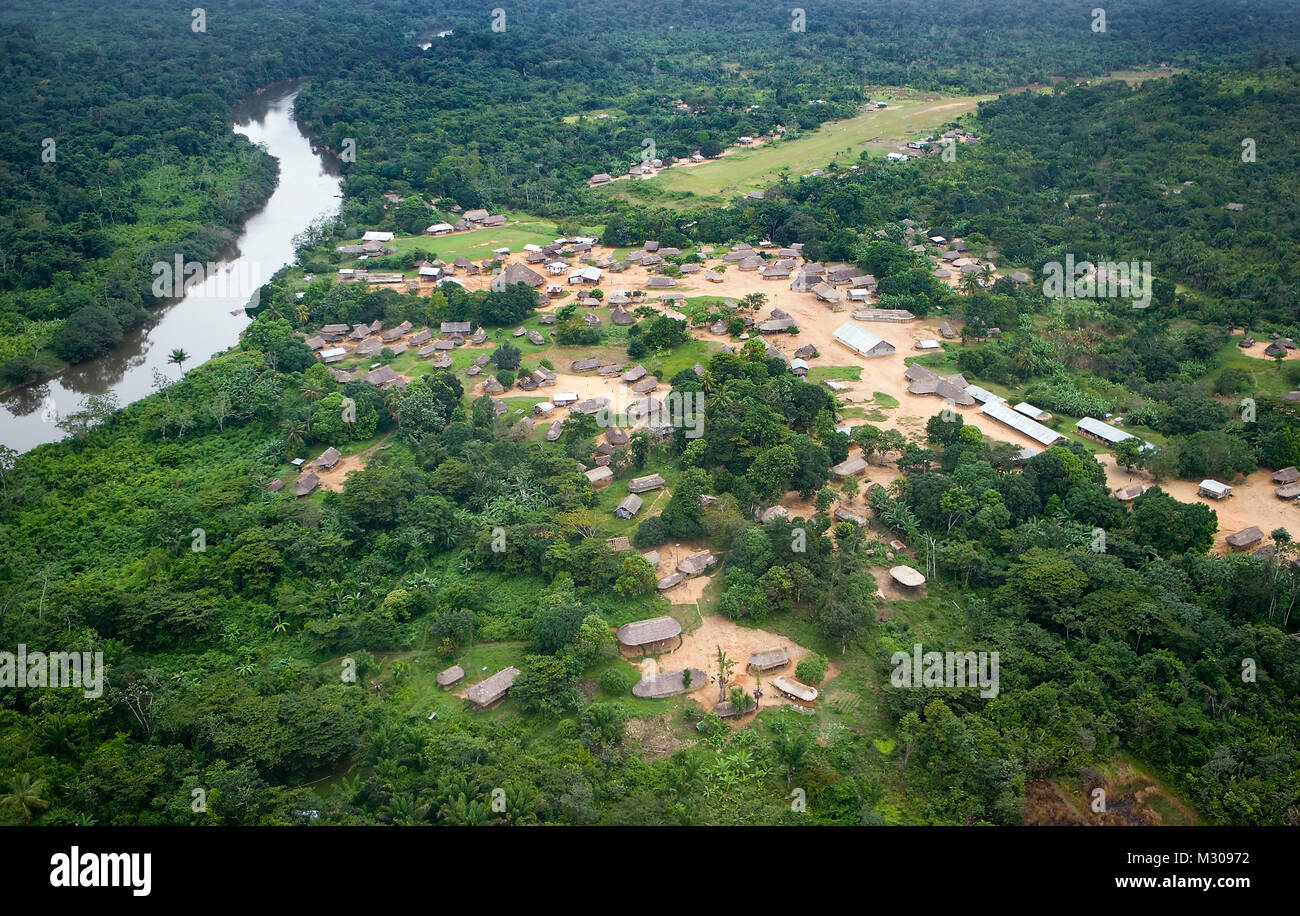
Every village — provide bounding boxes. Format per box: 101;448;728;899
252;198;1297;721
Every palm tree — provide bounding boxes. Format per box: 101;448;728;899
715;646;736;704
280;417;306;451
1;774;49;822
773;730;812;789
299;377;327;404
167;348;190;375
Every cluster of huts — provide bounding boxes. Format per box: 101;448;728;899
274;444;343;498
430;208;508;233
311;317;490;381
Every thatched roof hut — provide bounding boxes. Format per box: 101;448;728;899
616;616;683;653
747;647;791;672
1226;526;1264;549
315;446;341;470
677;550;716;576
628;473;665;493
1276;482;1300;500
614;494;643;519
466;667;520;708
1273;467;1300;484
889;565;926;588
546;420;564;441
606;425;629;447
657;572;685;590
832;456;868;477
585;466;614;488
498;263;545;287
436;665;465;688
291;471;320;497
267;478;285;492
632;668;707;698
772;676;818;703
833;507;868;526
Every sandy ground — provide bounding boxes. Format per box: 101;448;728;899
339;247;1298;550
1230;330;1300;361
1096;453;1299;551
647;540;715;604
643;613;832;713
303;433;393;493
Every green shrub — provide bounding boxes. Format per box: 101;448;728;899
632;515;668;548
795;653;827;684
599;667;634;695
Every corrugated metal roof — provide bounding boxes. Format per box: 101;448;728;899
833;322;894;356
1076;417;1133;443
980;401;1065;447
964;384;1005;404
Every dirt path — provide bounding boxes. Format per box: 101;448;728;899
314;432;394;493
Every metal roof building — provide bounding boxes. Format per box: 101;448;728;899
1076;416;1135;445
964;384;1005;405
980;401;1066;447
832;322;896;358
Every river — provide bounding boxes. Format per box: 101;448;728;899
0;80;342;453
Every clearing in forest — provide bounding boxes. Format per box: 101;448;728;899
596;91;992;204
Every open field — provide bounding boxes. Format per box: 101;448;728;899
377;213;601;264
596;91;992;206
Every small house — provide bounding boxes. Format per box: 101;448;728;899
627;473;666;493
466;667;520;709
616;616;683;655
291;471;320;497
1198;480;1232;500
676;550;716;576
315;447;341;470
614;494;643;519
1226;526;1264;550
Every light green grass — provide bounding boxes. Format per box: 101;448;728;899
808;365;863;383
596;92;991;205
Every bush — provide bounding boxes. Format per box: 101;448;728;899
632;515;668;548
795;654;827;684
598;667;634;695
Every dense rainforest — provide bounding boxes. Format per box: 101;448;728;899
2;307;1298;825
5;0;1300;382
3;0;1300;827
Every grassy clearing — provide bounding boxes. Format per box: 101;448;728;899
1212;337;1300;397
343;213;603;268
595;92;991;206
808;365;863;383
